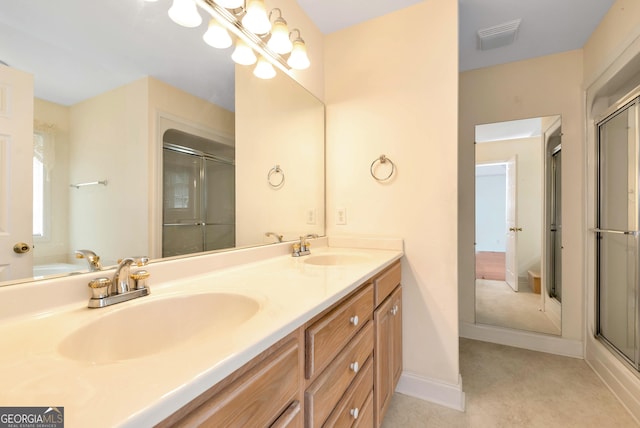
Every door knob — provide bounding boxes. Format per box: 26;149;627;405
509;227;523;232
13;242;32;254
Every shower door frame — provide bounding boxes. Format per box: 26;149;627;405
595;91;640;372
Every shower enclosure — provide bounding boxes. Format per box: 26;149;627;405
162;129;235;257
596;91;640;370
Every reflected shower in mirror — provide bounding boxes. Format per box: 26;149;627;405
474;115;562;335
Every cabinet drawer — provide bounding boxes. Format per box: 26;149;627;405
323;355;374;427
355;391;374;428
305;321;373;427
173;339;299;427
306;284;373;379
374;262;401;307
270;400;302;428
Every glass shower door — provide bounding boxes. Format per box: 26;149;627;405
596;100;640;368
163;149;204;257
203;158;235;251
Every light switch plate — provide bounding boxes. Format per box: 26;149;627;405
336;207;347;225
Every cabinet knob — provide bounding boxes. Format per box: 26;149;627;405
349;315;359;326
350;408;359;419
391;305;398;316
350;361;359;373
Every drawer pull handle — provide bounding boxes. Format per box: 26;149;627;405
350;407;359;419
350;361;359;373
350;315;359;326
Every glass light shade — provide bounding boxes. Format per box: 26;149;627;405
267;18;292;54
242;0;271;34
287;39;310;70
212;0;244;8
203;19;232;49
168;0;202;28
253;57;276;79
231;40;257;65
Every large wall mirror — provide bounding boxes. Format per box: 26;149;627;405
0;0;325;286
474;115;562;335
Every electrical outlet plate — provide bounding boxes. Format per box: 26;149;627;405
306;208;316;225
336;207;347;225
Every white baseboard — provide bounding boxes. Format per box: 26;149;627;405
585;336;640;425
460;321;583;358
396;371;465;411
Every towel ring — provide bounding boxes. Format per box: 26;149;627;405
370;155;395;181
268;165;285;188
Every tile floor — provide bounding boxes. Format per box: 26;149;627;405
381;338;639;427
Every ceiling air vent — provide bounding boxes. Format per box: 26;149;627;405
477;19;522;51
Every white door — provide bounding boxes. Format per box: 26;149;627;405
505;155;518;291
0;65;34;281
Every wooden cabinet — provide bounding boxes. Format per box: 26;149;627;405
305;284;373;379
158;260;402;428
157;331;303;428
374;263;403;428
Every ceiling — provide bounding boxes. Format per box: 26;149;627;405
0;0;618;108
298;0;617;72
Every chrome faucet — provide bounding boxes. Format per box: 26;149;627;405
75;249;102;271
87;256;150;308
265;232;284;243
292;234;317;257
113;256;149;294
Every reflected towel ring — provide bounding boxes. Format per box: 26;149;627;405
268;165;285;188
370;155;395;181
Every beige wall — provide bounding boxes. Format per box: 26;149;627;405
325;0;461;394
33;99;71;265
69;79;149;266
459;50;584;341
583;0;640;87
235;66;324;246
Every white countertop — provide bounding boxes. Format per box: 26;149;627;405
0;240;402;427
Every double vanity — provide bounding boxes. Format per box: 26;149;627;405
0;237;403;427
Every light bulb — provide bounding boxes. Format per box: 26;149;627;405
203;19;232;49
168;0;202;28
242;0;271;34
231;39;257;65
254;57;276;79
287;38;310;70
212;0;244;8
267;18;292;54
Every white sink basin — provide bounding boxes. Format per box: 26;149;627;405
58;293;260;363
304;253;371;266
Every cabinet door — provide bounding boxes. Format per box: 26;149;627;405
374;285;402;428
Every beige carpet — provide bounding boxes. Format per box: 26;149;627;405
475;279;560;335
382;338;639;427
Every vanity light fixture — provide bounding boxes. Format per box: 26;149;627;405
203;18;232;48
168;0;202;28
253;56;276;79
287;29;310;70
242;0;271;35
159;0;311;78
231;39;257;65
267;9;292;55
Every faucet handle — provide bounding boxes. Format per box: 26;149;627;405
130;270;150;290
88;277;111;299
